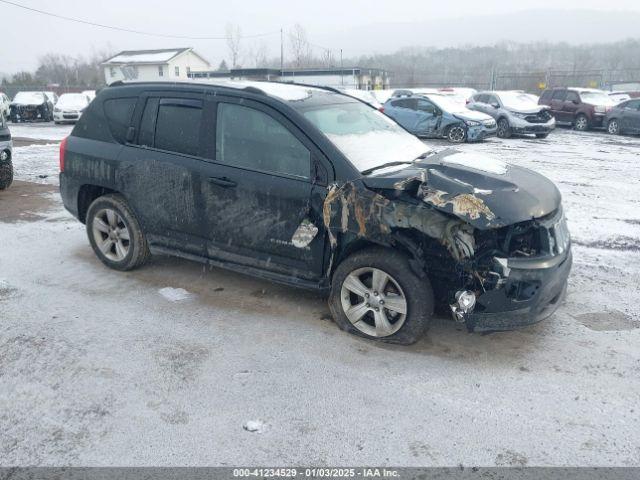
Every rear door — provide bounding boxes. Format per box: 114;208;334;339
385;98;419;132
118;92;210;255
199;96;329;279
549;89;567;121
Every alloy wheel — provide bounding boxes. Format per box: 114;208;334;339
575;115;588;131
340;267;408;338
92;208;131;262
497;119;510;138
448;126;466;143
608;120;619;135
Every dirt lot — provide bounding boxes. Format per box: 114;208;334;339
1;123;639;466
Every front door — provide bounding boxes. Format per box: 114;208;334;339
620;100;640;133
563;91;580;123
199;97;328;280
415;98;441;136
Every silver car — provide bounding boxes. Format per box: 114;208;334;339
468;91;556;139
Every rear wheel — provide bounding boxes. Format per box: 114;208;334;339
446;124;467;143
574;114;589;131
497;118;512;138
329;248;433;345
607;119;620;135
0;156;13;190
86;194;150;271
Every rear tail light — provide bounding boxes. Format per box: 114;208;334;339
465;99;470;105
378;106;385;113
59;136;67;172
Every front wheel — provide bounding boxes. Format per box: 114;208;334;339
446;124;467;143
497;118;512;138
607;119;620;135
0;157;13;190
86;194;150;271
574;114;589;131
329;248;434;345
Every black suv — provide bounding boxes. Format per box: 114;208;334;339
59;81;572;344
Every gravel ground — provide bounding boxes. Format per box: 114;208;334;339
1;123;639;467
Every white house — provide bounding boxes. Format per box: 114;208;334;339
102;48;210;85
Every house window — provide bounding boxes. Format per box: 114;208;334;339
175;66;180;77
110;67;116;77
158;66;164;77
186;66;191;76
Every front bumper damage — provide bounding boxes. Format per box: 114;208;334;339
508;114;556;135
466;123;497;142
452;249;572;332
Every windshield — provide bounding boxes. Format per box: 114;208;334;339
13;92;45;104
57;94;89;108
498;92;539;110
301;101;429;172
580;91;616;106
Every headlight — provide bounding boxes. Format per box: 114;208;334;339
463;119;481;127
54;108;61;113
509;110;529;118
594;105;608;114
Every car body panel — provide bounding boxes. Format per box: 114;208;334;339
59;80;570;332
605;99;640;134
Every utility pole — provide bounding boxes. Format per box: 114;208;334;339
340;48;343;86
280;28;284;73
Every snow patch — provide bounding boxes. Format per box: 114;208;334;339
442;152;508;175
158;287;192;302
243;420;265;433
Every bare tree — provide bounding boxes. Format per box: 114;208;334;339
289;24;312;68
248;41;269;68
226;24;242;68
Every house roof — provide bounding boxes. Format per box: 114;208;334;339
102;48;192;65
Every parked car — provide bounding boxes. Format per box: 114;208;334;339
54;93;91;124
44;91;59;106
538;87;616;131
383;93;496;142
59;81;571;344
390;88;477;107
468;90;555;138
10;91;54;122
0;92;10;119
0;113;12;190
369;89;394;105
604;98;640;136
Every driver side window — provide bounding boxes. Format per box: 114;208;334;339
216;102;311;179
416;99;437;115
566;91;580;103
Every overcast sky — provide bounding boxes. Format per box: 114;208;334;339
2;0;640;73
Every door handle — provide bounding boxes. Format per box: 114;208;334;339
208;176;237;188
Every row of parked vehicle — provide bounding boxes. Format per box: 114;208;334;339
343;86;639;143
0;90;95;124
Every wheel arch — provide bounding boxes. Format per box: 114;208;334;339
77;184;117;223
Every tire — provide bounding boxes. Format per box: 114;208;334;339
497;118;512;138
0;157;13;190
574;114;589;131
607;119;620;135
86;194;150;271
535;133;549;139
446;124;467;143
329;247;434;345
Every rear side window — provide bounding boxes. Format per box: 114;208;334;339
154;99;202;156
391;98;416;109
216;102;310;179
103;97;137;144
551;90;567;101
565;91;580;103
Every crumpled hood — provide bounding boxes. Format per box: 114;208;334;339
362;149;561;229
508;105;550;114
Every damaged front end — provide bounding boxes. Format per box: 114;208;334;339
323;149;572;332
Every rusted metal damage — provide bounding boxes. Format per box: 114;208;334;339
321;181;476;264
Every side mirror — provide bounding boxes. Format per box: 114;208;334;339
572;99;580;105
491;103;500;109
